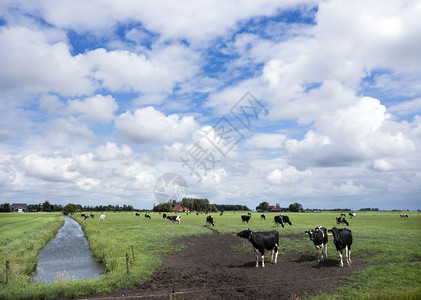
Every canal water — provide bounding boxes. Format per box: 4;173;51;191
33;216;104;283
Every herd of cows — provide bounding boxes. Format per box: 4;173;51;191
77;210;410;269
233;212;354;268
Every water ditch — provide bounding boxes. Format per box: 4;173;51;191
33;216;104;283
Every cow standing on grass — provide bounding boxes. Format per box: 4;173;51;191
206;216;215;226
241;215;251;223
145;213;151;219
274;215;284;227
336;217;349;226
260;214;266;220
305;226;328;262
237;229;279;268
349;213;356;218
328;227;353;267
99;214;106;222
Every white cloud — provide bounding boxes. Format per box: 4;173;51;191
267;166;312;184
21;154;79;182
67;94;118;123
244;133;286;149
115;106;198;144
95;143;133;161
0;26;93;97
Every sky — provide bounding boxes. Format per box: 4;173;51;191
0;0;420;211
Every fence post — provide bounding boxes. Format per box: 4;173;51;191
126;253;130;275
5;261;10;284
131;245;135;261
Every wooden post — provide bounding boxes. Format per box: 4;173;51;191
131;245;135;261
126;253;130;275
5;261;10;284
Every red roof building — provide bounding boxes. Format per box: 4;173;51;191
173;204;190;212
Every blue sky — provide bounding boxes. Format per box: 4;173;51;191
0;0;420;210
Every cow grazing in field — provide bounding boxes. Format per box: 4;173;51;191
90;214;94;218
336;217;349;226
274;215;285;227
236;229;279;268
305;226;328;262
84;215;89;221
167;215;181;223
99;214;106;222
241;215;251;223
349;213;356;218
340;212;346;217
248;212;252;216
400;213;409;218
135;212;141;217
220;212;224;216
162;213;167;219
279;214;292;226
261;214;266;220
145;213;151;219
81;213;86;218
328;227;353;267
206;216;215;226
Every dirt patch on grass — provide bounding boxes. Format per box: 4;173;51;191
85;232;367;299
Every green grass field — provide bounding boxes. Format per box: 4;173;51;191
0;211;420;299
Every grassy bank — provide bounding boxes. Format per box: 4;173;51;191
0;211;420;299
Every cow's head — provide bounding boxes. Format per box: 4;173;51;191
305;229;315;241
237;229;252;240
328;227;341;240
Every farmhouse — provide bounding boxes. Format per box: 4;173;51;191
268;205;285;213
10;203;28;212
173;204;190;213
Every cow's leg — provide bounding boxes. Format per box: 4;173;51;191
261;254;265;268
324;243;328;259
347;247;351;266
338;250;344;267
274;244;278;264
253;248;260;267
270;249;274;263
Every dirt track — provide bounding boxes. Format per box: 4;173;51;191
85;231;367;299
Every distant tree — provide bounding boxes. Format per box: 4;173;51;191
256;201;269;212
152;202;172;212
0;203;10;212
42;201;52;212
289;202;303;212
63;203;82;214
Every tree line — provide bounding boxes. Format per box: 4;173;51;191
152;198;250;212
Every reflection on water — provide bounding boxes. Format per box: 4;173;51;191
33;216;104;283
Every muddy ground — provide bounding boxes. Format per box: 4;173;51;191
84;231;367;299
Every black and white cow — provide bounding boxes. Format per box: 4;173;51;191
236;229;279;268
135;212;141;217
162;213;167;219
274;215;285;227
261;214;266;220
336;217;349;226
349;213;356;218
328;227;353;267
241;215;251;223
81;213;86;218
400;213;409;218
167;215;181;223
305;226;328;262
84;215;89;221
279;214;292;226
145;213;151;219
340;212;346;217
90;214;94;218
206;216;215;226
